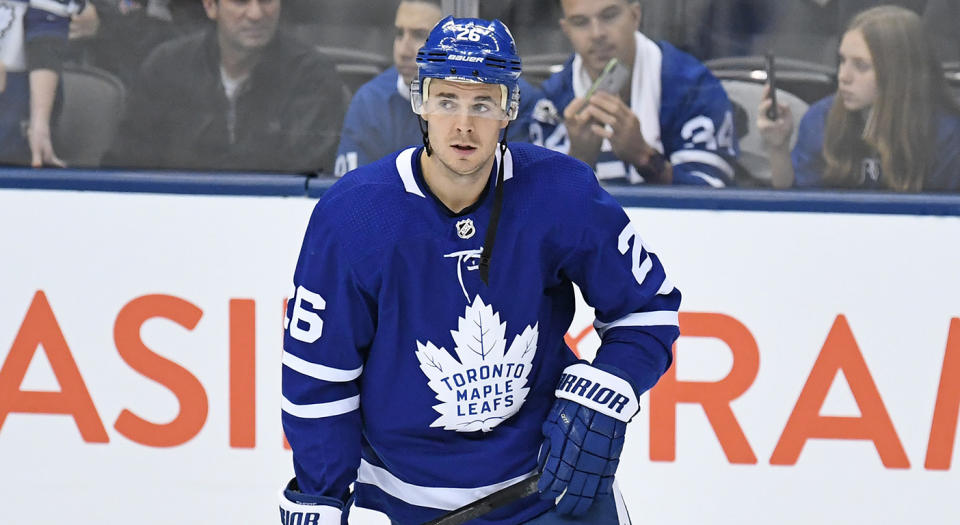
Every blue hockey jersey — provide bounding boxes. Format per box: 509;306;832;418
283;142;680;524
793;96;960;191
530;33;738;187
0;0;81;162
334;66;545;176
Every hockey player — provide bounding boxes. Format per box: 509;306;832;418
333;0;544;177
280;15;680;525
531;0;738;187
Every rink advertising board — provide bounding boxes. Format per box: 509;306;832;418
0;187;958;524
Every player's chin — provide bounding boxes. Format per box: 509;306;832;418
442;154;484;176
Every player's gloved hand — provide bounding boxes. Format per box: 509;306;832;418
279;477;345;524
537;363;639;516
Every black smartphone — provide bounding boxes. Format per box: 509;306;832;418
765;51;779;121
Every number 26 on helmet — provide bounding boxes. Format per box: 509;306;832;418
410;16;522;121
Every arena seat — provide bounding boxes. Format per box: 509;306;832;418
707;55;836;104
720;79;808;186
315;46;392;94
53;64;126;168
943;62;960;103
522;52;570;88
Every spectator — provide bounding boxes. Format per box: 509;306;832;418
106;0;346;173
0;0;86;167
531;0;738;186
334;0;544;177
758;5;960;191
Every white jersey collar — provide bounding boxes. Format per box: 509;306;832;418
395;146;514;199
396;148;425;197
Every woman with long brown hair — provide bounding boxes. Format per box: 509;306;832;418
758;5;960;191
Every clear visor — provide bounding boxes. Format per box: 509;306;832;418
421;93;510;120
411;78;512;120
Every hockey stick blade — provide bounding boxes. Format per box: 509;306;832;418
422;474;541;525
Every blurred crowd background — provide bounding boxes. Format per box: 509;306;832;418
1;0;958;191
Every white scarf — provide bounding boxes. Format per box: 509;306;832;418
571;31;664;158
396;72;411;101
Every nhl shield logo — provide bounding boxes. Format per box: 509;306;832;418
456;219;476;239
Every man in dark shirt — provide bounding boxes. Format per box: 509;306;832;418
107;0;347;173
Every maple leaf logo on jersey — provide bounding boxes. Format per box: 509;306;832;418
415;295;538;432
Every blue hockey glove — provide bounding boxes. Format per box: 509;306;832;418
279;477;345;525
537;363;639;516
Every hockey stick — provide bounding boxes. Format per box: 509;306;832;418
422;474;541;525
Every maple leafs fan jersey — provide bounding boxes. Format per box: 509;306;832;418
792;96;960;191
282;142;681;524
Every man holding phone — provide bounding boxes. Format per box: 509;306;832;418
531;0;739;186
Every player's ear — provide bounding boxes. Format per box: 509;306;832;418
499;118;508;130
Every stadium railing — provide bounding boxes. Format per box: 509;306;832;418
4;167;957;218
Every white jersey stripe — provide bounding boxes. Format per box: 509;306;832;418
356;459;537;511
396;148;425;197
657;277;675;296
687;170;727;188
494;147;515;182
636;252;653;283
282;395;359;419
595;159;627;180
282;351;362;382
669;149;734;179
594;311;679;337
612;480;632;524
31;0;84;17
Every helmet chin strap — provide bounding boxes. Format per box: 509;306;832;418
478;122;510;285
418;116;433;156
